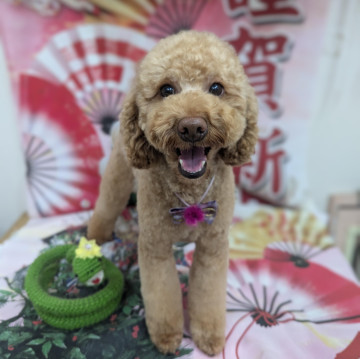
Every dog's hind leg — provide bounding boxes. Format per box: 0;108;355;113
87;135;134;244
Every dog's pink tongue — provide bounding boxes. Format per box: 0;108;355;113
180;147;206;173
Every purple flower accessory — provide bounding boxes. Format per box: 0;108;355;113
169;176;218;227
184;205;205;226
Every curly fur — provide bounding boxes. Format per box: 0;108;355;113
88;31;258;356
121;31;258;169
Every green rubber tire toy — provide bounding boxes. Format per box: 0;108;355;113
25;244;124;330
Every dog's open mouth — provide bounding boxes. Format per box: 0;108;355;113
176;147;210;179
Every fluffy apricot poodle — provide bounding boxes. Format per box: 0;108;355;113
88;31;258;355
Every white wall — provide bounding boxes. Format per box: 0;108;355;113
0;41;26;236
307;0;360;210
0;0;359;236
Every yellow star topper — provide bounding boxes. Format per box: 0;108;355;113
75;237;102;259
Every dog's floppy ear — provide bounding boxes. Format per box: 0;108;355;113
220;83;259;166
120;83;159;169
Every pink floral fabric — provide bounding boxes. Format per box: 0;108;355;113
0;208;359;358
180;209;360;358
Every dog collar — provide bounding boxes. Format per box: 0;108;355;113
169;176;218;227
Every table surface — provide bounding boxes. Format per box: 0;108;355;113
0;212;29;244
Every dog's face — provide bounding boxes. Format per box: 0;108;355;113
121;31;258;180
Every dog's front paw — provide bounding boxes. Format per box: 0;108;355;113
191;322;225;356
147;319;183;354
150;330;183;354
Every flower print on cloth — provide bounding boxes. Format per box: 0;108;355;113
335;332;360;359
228;209;333;265
19;24;156;218
113;207;139;243
224;259;360;359
32;24;156;139
20;74;103;217
145;0;209;39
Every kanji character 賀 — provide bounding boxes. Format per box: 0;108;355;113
228;26;292;117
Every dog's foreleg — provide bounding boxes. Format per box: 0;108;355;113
88;139;134;244
138;238;184;354
188;236;228;356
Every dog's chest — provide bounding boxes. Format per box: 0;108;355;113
135;174;231;244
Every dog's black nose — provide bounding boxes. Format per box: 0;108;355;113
178;117;208;142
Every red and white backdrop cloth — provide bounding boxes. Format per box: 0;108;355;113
2;2;360;358
0;0;329;217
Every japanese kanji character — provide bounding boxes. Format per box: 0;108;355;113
223;0;304;24
227;26;292;117
234;128;287;203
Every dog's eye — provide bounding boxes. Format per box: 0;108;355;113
209;83;224;96
160;84;175;97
